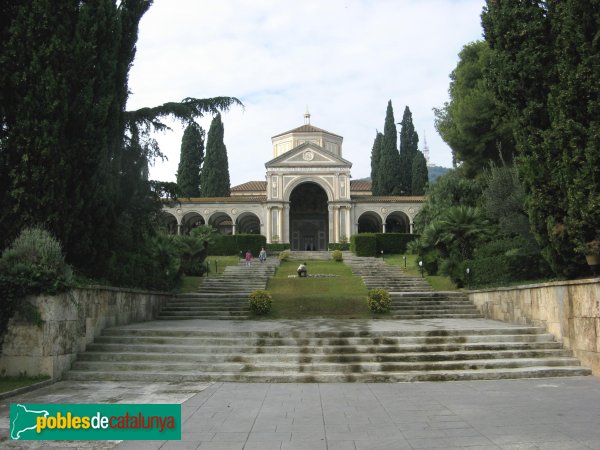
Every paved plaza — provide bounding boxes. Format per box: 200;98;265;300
2;376;600;449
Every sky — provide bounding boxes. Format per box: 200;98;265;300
126;0;486;186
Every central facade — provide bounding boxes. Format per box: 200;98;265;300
163;113;424;247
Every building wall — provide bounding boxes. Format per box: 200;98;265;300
0;287;170;379
469;278;600;375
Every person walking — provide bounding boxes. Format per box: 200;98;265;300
245;250;253;266
259;247;267;263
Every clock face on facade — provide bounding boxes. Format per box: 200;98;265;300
302;150;314;161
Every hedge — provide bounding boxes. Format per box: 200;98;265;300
328;243;350;251
266;243;290;253
208;234;267;256
376;233;418;254
463;253;551;287
351;234;377;256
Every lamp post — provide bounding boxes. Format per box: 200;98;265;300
466;267;470;289
402;255;407;269
381;250;384;261
418;260;423;278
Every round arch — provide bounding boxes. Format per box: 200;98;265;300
181;211;206;235
289;182;329;251
283;176;333;202
385;211;410;233
358;211;383;233
209;212;233;235
161;211;178;235
236;212;261;234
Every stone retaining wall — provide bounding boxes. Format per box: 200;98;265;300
0;287;171;379
469;278;600;375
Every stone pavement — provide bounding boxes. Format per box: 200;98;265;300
2;377;600;449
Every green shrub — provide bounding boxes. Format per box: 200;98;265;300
278;250;290;261
266;243;290;252
328;243;350;251
331;250;343;261
235;234;267;257
249;289;272;315
208;235;238;255
351;234;377;256
367;288;391;313
462;253;552;288
0;228;73;349
173;235;208;276
208;234;266;256
375;233;419;254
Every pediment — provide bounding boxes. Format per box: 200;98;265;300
265;142;352;168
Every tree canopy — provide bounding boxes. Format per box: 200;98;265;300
374;100;402;195
200;113;231;197
398;106;419;194
177;122;205;197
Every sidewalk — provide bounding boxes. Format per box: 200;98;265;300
2;377;600;449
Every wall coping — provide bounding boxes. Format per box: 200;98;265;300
469;277;600;294
72;285;174;297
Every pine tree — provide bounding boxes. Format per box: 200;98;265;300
177;123;205;197
200;113;231;197
376;100;402;195
411;151;429;196
398;106;419;194
370;131;383;195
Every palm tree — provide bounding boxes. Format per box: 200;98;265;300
436;206;490;259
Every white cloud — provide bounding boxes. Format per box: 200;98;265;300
127;0;485;185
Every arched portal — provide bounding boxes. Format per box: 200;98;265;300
181;212;205;235
161;212;178;235
236;212;261;234
358;212;382;233
209;212;233;235
385;211;410;233
289;182;328;251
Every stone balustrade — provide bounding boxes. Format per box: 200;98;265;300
469;278;600;375
0;287;171;379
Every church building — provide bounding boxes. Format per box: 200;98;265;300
162;112;424;250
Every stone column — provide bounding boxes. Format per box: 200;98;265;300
266;207;272;243
232;223;236;236
283;204;290;243
333;206;340;242
328;206;334;244
382;223;386;233
177;223;182;235
410;222;414;234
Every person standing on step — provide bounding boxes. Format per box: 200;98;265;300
245;250;253;266
259;247;267;263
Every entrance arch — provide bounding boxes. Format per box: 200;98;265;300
358;211;382;233
289;182;328;251
385;211;410;233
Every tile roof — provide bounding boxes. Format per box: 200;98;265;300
231;181;267;192
350;180;372;191
272;124;343;139
351;196;425;203
174;196;267;203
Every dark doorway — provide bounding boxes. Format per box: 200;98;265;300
289;183;328;251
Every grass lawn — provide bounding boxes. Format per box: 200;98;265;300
384;254;458;291
266;260;373;319
0;375;50;394
178;255;241;293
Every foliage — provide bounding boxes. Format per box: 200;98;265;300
207;234;266;256
375;233;418;255
427;166;451;184
235;234;267;258
434;41;515;177
331;250;343;262
0;0;241;283
482;0;600;277
0;228;73;349
398;106;419;194
374;100;402;195
176;122;204;197
200;113;231;197
351;234;377;257
266;243;290;252
463;253;552;288
278;250;290;261
367;288;391;313
370;131;383;195
413;170;482;233
173;235;208;276
411;151;429;196
249;290;272;315
190;225;220;246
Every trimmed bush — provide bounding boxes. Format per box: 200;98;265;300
328;243;350;251
351;234;377;256
367;288;391;313
208;234;266;256
249;289;272;315
266;243;290;252
462;253;551;288
278;250;290;261
376;233;419;254
331;250;343;261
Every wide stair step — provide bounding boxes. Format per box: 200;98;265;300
66;325;591;382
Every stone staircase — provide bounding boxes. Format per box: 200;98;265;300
65;322;591;382
344;254;482;319
157;258;279;320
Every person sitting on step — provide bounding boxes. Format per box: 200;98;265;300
297;262;307;277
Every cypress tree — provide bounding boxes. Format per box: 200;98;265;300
377;100;402;195
200;113;231;197
177;123;205;197
370;131;383;195
411;151;429;196
398;106;419;195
